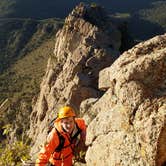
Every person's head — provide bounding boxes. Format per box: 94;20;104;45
57;106;76;134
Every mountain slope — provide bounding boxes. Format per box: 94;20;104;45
0;0;164;19
0;18;63;73
0;37;57;144
0;0;165;41
139;1;166;30
0;18;63;143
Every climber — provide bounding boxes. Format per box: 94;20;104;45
35;106;87;166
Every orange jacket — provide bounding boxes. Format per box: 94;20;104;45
35;118;86;166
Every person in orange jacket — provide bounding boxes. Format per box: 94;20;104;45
35;106;87;166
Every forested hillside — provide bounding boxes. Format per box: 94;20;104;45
0;18;63;73
0;18;63;149
0;0;165;41
0;0;164;19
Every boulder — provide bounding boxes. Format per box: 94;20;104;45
85;34;166;166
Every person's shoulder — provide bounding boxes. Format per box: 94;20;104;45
75;118;86;130
75;118;85;123
47;127;60;143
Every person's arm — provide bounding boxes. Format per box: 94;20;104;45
35;128;59;166
76;118;86;140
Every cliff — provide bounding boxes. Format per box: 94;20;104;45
29;3;121;157
28;3;166;166
85;34;166;166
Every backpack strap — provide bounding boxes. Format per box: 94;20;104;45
54;128;65;152
71;123;82;143
52;127;80;161
54;122;82;151
47;117;57;134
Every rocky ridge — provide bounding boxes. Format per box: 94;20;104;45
28;3;166;166
29;3;121;158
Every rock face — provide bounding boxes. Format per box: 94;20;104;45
29;3;166;165
29;3;121;157
85;34;166;166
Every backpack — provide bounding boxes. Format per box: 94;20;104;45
47;117;82;152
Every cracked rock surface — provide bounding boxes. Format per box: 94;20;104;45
85;34;166;166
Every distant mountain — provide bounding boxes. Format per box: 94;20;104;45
0;0;165;19
0;18;63;73
120;1;166;40
0;0;166;41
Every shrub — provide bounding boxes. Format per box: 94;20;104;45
0;141;30;166
0;124;30;166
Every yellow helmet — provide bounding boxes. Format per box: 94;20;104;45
57;106;76;120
